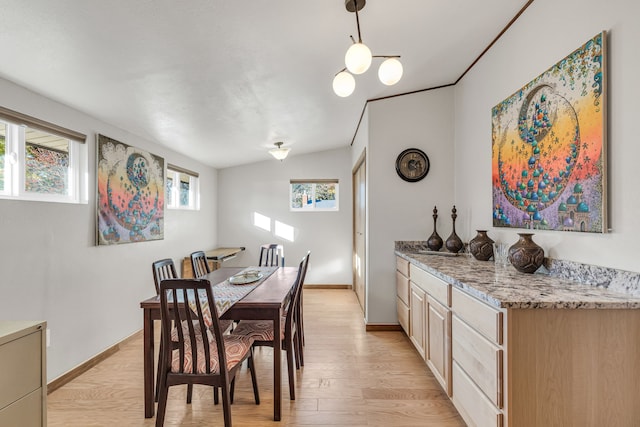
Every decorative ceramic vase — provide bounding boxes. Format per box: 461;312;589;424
469;230;494;261
427;206;443;251
508;233;545;273
445;205;464;253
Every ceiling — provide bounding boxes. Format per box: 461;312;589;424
0;0;529;169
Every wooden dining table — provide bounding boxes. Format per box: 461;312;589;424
139;266;299;421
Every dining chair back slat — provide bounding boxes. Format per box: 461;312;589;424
190;251;211;278
258;244;280;267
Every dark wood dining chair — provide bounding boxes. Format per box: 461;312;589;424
152;259;180;402
155;278;260;427
231;252;309;400
154;257;232;404
258;244;280;267
153;258;178;295
190;250;211;278
295;251;310;366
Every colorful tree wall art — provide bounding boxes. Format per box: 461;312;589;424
97;134;164;245
492;32;607;233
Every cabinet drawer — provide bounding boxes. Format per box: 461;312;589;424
397;297;410;334
396;256;409;277
452;287;503;344
410;266;450;306
0;330;42;410
0;388;42;427
452;315;503;408
452;361;503;427
396;270;410;305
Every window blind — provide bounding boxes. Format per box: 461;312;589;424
0;105;86;143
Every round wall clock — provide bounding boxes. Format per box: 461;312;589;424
395;148;430;182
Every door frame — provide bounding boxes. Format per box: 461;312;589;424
352;148;366;315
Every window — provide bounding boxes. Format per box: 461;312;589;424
0;108;87;203
290;179;339;211
166;164;199;210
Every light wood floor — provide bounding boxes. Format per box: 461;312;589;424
48;289;464;426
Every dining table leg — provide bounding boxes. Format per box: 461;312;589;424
273;310;281;421
143;308;155;418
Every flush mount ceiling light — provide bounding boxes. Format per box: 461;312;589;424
332;0;403;97
269;142;290;160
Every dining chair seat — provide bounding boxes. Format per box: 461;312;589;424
170;322;254;375
230;317;286;343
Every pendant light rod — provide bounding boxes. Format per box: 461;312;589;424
353;0;363;43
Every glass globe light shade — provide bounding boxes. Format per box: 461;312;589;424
345;42;372;75
332;71;356;97
269;142;290;160
378;58;403;85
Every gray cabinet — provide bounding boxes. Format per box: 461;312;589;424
0;321;47;427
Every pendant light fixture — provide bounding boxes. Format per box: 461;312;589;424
269;142;290;160
332;0;403;97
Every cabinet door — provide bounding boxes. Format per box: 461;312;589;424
426;295;451;395
409;283;426;359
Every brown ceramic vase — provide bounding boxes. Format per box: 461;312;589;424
508;233;544;273
469;230;494;261
445;205;464;253
427;206;443;251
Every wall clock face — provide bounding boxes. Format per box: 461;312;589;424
395;148;430;182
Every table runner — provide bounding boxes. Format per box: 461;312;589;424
168;266;278;328
179;266;278;328
212;266;278;315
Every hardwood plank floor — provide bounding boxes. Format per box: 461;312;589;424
48;289;464;426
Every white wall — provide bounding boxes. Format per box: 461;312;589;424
217;147;352;285
0;77;218;381
454;0;640;273
364;87;455;324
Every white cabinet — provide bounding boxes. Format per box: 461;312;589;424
426;295;451;395
0;321;47;427
407;261;452;395
398;254;640;426
451;287;504;427
395;257;410;334
409;283;426;359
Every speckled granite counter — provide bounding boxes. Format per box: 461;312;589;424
395;250;640;310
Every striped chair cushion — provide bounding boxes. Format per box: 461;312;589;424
170;322;253;374
231;317;286;342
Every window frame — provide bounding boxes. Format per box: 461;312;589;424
289;179;339;212
0;119;87;204
166;164;200;211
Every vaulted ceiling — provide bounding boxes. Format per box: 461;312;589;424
0;0;530;168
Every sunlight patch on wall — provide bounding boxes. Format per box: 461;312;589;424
253;212;271;231
275;220;294;242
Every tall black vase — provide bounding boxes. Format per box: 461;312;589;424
445;205;463;253
427;206;443;251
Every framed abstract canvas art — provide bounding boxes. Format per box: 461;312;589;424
492;32;607;233
96;134;165;245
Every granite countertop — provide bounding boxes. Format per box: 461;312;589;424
396;250;640;310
